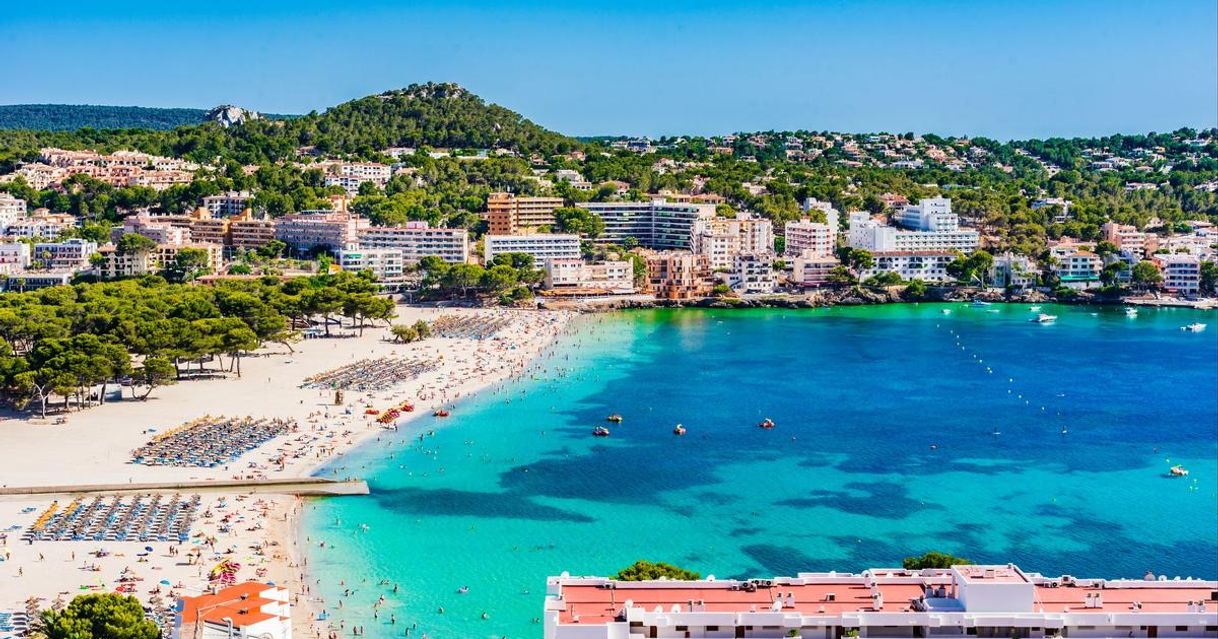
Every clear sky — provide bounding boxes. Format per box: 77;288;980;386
2;0;1215;139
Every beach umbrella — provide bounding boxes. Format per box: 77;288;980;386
145;546;153;552
160;579;172;586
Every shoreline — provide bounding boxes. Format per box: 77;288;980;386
0;305;576;637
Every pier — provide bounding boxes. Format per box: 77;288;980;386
0;477;369;497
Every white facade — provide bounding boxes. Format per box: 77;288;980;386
543;258;634;294
0;242;32;274
338;247;405;280
579;200;716;250
356;223;470;264
691;213;774;270
5;214;75;239
862;251;957;283
202;191;252;218
32;239;98;271
729;252;775;294
0;193;27;229
1050;241;1102;288
784;219;836;258
894;197;957;231
484;233;581;266
1156;253;1201;296
801;198;841;235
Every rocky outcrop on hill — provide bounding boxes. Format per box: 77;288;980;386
204;105;262;128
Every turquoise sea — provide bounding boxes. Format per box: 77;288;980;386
302;304;1218;639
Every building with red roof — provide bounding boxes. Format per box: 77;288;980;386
174;582;291;639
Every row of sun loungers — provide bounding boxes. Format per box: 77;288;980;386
22;494;200;543
0;611;30;638
130;416;295;467
430;314;513;340
301;356;440;392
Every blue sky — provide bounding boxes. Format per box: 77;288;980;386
2;0;1215;139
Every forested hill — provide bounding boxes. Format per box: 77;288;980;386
0;83;578;165
0;105;209;131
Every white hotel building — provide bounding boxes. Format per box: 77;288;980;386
337;247;405;281
849;198;980;254
543;258;635;294
484;233;581;266
862;251;957;282
579;200;716;250
691;213;774;270
544;564;1218;639
356;222;470;264
1154;253;1202;296
785;220;837;258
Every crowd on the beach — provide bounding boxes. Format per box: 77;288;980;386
302;357;440;392
131;416;297;468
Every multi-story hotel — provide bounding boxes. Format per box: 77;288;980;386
229;211;278;251
785;220;837;258
0;193;27;229
543;564;1218;639
31;239;98;271
849;198;980;254
275;211;368;254
484;233;581;266
1102;222;1156;258
862;251;958;283
543;258;635;295
791;253;841;287
1049;240;1102;289
0;242;32;274
356;222;471;265
95;243;223;279
580;200;716;250
691;213;774;270
643;250;713;299
337;247;405;281
1155;253;1202;296
486;192;565;235
115;215;191;246
729;252;776;294
4;212;76;239
202;191;253;218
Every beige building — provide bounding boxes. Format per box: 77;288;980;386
96;243;222;279
643;250;713;299
543;258;635;295
691;212;774;270
486;192;564;235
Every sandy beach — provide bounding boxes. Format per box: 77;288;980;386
0;305;575;637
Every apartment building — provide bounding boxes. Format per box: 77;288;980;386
4;213;76;239
784;219;836;258
202;191;253;218
115;215;191;246
275;211;368;254
31;239;98;271
229;211;278;251
862;251;957;283
643;250;713;299
486;193;565;235
95;243;223;279
356;222;470;264
1049;240;1102;289
894;197;957;231
0;193;27;228
0;242;32;274
729;252;776;294
990;252;1037;289
484;233;580;266
3;271;74;291
543;258;635;295
791;252;841;287
579;200;716;250
543;565;1218;639
1031;197;1073;223
800;197;841;234
1155;253;1201;296
337;247;405;281
1102;222;1156;258
691;213;774;270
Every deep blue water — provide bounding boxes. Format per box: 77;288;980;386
302;304;1218;639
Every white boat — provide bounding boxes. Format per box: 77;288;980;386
1031;313;1057;324
1181;323;1207;332
941;309;952;315
970;301;992;308
1029;305;1042;312
1124;307;1138;317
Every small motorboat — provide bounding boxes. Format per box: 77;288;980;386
433;409;450;417
1031;313;1057;323
758;418;775;429
1029;305;1042;312
593;426;610;437
457;586;470;594
1181;323;1207;332
1060;426;1068;435
1124;307;1138;317
970;300;992;308
606;414;623;423
673;424;686;436
1169;465;1189;477
991;427;1001;436
941;309;952;315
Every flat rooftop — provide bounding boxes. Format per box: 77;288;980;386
955;564;1030;584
